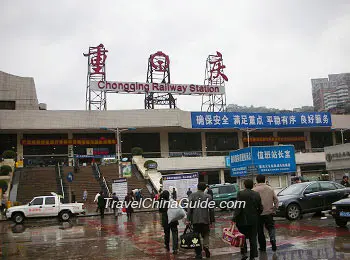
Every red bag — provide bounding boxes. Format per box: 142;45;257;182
222;222;245;247
122;207;127;213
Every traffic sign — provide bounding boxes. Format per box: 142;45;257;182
67;172;74;183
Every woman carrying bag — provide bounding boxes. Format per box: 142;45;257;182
159;190;179;255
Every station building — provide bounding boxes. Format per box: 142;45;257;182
1;71;350;191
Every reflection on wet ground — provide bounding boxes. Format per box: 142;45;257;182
0;212;350;259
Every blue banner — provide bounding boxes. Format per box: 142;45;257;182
229;145;296;176
225;156;230;168
191;112;332;129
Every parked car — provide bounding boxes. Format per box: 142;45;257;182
209;183;239;209
331;197;350;227
276;181;350;220
6;193;85;224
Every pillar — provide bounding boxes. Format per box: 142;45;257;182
219;169;225;184
68;132;74;166
201;132;207;156
160;131;169;158
332;131;337;146
16;132;23;162
296;165;301;177
273;131;278;146
238;131;244;149
304;131;312;152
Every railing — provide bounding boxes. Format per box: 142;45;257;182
93;162;111;196
102;176;111;196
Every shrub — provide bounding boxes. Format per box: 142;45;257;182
144;160;157;169
131;147;143;156
0;180;8;192
2;150;16;159
0;165;12;176
13;201;21;206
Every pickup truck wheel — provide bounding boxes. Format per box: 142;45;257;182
13;213;25;224
59;211;71;222
335;218;348;227
286;204;301;220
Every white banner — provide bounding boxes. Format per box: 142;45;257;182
90;81;225;95
112;178;128;201
162;172;198;200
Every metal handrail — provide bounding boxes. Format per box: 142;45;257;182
102;176;111;196
57;163;65;199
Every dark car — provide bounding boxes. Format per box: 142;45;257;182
331;198;350;227
276;181;350;220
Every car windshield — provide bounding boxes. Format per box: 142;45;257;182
211;187;219;195
278;183;309;196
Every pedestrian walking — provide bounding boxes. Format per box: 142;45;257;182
124;192;134;219
233;179;263;260
159;190;179;255
253;175;278;252
112;192;119;215
172;187;177;200
341;176;350;187
94;191;101;212
186;188;192;197
97;191;106;219
187;182;214;259
206;186;213;199
83;189;88;202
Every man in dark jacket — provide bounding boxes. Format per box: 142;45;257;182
97;191;106;219
187;182;214;259
159;190;179;255
233;179;263;260
341;176;350;187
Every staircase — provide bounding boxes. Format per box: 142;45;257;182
16;167;58;204
100;164;153;198
61;166;102;203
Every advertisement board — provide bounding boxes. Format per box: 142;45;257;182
229;145;296;176
191;112;332;129
162;172;198;200
90;81;225;95
121;162;132;178
111;178;128;201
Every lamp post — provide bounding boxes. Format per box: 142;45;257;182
101;127;136;178
238;128;261;147
332;128;350;144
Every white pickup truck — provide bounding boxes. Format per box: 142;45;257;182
6;193;85;224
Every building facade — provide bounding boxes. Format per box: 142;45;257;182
311;73;350;112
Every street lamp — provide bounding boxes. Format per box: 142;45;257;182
100;127;136;177
237;128;261;147
332;128;350;144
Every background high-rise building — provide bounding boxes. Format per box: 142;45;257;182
311;73;350;112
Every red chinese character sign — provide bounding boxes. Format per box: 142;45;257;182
150;51;170;72
84;44;108;75
209;51;228;83
201;51;228;112
84;44;108;111
145;51;176;109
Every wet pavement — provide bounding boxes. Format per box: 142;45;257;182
0;211;350;260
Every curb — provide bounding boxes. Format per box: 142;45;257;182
0;208;159;222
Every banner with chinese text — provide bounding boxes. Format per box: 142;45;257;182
191;112;332;129
229;145;296;176
21;139;117;146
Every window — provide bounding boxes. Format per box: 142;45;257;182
45;197;55;205
220;186;235;194
211;187;219;195
320;182;336;191
304;183;320;194
31;198;43;206
335;183;346;189
0;101;15;110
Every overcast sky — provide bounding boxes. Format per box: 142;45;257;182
1;1;350;111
